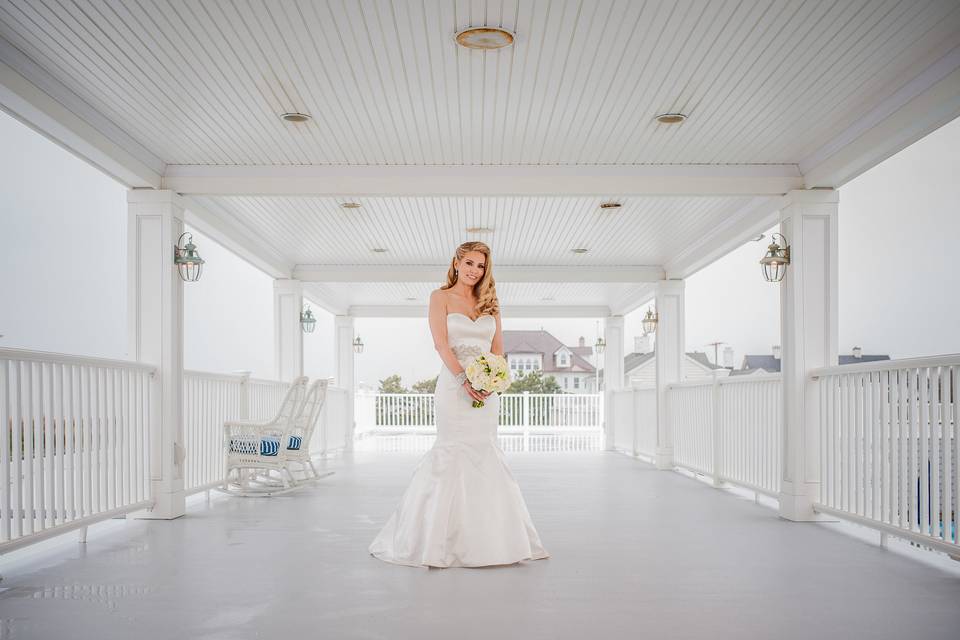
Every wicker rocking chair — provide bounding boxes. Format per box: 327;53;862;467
285;378;335;483
222;376;307;496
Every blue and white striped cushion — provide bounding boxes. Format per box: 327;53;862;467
229;436;281;456
287;435;302;450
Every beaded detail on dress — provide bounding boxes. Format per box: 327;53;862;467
451;344;485;360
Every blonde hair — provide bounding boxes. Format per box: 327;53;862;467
441;241;500;317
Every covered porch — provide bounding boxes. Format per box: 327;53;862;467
1;0;960;636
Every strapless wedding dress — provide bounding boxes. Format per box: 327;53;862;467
369;313;550;568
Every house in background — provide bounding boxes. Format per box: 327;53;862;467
731;345;890;376
502;330;596;393
620;334;729;387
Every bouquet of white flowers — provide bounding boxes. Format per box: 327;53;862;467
463;353;512;408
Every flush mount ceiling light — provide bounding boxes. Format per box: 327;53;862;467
455;26;515;50
655;112;687;124
280;112;311;123
600;202;622;210
465;226;494;234
371;247;388;253
571;248;590;254
405;297;417;301
340;201;362;209
541;296;555;302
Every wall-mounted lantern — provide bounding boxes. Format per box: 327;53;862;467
300;305;317;333
353;335;364;354
174;232;204;282
593;336;606;355
760;233;791;282
641;308;659;335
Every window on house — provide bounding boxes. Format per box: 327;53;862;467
564;377;569;389
573;377;580;389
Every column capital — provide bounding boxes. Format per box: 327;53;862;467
655;279;685;295
780;188;839;208
126;188;186;208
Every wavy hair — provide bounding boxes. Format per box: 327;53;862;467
440;241;500;317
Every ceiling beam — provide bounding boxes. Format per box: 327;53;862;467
0;36;164;189
162;164;803;197
801;45;960;189
294;265;664;283
663;196;782;280
349;305;611;318
183;196;293;280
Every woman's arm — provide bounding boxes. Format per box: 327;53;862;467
428;290;486;403
491;312;504;357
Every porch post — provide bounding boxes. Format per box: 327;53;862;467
273;279;304;382
654;280;685;469
127;189;186;520
603;315;625;451
778;189;838;521
334;315;356;451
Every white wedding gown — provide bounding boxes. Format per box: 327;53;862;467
369;313;550;568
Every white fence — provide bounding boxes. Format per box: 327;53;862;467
355;392;603;453
612;375;783;497
0;348;155;553
811;355;958;555
184;372;349;494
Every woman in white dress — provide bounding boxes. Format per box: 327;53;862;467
369;241;550;568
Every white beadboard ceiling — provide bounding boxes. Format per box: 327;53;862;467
0;0;957;166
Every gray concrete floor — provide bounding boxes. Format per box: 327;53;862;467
1;452;959;640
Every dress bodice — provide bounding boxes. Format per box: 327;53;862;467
447;313;495;361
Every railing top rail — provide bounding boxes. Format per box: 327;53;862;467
185;369;248;383
367;392;600;397
666;373;782;390
810;353;960;379
0;347;156;374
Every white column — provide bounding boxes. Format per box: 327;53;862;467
127;189;186;520
273;279;303;382
778;189;838;521
654;280;685;470
334;315;356;451
603;315;624;451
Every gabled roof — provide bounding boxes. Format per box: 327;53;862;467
622;350;723;376
503;330;595;373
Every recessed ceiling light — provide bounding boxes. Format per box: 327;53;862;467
405;297;417;301
466;226;494;234
280;112;311;123
371;247;388;253
600;202;622;210
655;112;687;124
571;248;589;254
340;202;362;209
455;27;515;50
541;296;555;302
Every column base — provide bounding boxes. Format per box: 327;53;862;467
132;488;186;520
655;446;673;470
778;480;824;521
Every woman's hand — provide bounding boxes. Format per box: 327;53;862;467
461;381;487;403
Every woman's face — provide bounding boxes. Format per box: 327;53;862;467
456;250;486;286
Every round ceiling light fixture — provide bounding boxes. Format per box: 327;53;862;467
655;112;687;124
465;226;494;234
600;202;622;210
371;247;388;253
455;27;515;50
571;248;590;254
340;202;362;209
280;112;312;123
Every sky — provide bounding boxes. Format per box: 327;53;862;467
2;110;959;384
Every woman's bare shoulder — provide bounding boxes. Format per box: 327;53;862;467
429;289;449;306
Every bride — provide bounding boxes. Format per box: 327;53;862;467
369;241;550;568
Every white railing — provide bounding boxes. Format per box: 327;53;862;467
355;392;603;452
811;355;959;555
184;372;349;494
667;375;782;496
0;348;155;553
611;386;656;459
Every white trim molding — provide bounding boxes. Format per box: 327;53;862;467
295;265;664;284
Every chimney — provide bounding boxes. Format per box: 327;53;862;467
579;336;585;347
634;334;652;354
723;346;734;369
772;345;781;360
852;346;863;359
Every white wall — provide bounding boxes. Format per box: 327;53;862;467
303;302;335;381
0;111;128;359
838;116;960;359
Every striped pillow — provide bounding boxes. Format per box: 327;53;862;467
287;435;302;450
229;436;281;457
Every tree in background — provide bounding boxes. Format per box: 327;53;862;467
378;374;407;394
411;376;438;394
507;370;562;394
